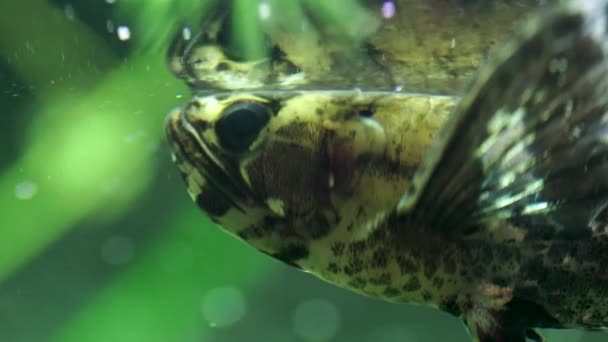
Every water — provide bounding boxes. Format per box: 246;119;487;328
0;1;605;341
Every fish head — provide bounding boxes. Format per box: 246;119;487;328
165;90;441;267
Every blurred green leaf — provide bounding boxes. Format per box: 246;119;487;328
0;54;186;281
304;0;380;41
0;0;189;283
115;0;213;55
231;0;267;60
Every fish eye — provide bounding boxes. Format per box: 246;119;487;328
215;101;271;153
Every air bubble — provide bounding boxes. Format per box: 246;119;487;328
382;1;396;19
124;129;145;143
64;4;75;21
258;2;272;20
106;20;115;33
117;25;131;41
182;27;192;41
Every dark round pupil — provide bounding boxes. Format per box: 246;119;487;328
215;101;271;153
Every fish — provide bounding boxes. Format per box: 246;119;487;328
165;1;608;341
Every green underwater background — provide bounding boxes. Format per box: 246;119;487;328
0;1;605;341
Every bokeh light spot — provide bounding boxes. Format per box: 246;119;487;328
292;298;340;341
201;286;247;327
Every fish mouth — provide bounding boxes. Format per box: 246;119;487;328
165;106;252;215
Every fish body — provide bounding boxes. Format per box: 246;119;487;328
166;1;608;341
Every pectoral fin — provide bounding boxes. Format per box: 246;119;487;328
397;1;608;239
